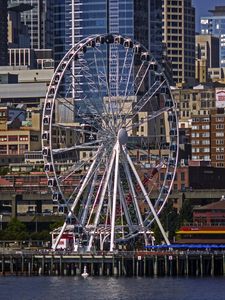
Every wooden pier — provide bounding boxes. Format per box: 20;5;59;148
1;250;225;277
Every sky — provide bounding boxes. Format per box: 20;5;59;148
192;0;225;32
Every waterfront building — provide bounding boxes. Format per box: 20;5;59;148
0;0;8;66
201;6;225;68
177;199;225;244
8;0;54;50
162;0;195;86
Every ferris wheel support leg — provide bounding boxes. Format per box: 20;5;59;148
117;178;133;232
81;171;98;226
87;148;117;252
123;159;148;245
123;147;170;245
52;151;102;251
110;142;120;252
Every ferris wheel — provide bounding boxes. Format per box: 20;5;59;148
42;34;178;252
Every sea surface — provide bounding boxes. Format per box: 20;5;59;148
0;276;225;300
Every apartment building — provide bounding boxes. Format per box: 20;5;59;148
162;0;195;85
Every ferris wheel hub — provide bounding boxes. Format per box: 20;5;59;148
118;128;128;145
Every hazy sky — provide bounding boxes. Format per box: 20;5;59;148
192;0;225;32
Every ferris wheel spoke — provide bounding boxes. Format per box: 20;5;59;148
52;123;99;138
117;177;133;234
69;65;110;128
124;50;135;97
51;140;102;157
93;48;111;116
94;47;117;126
128;61;145;95
126;106;171;132
123;79;167;128
57;148;101;184
134;64;151;97
114;49;136;125
67;148;106;204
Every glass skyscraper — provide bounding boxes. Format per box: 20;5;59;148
56;0;163;100
53;0;162;64
201;6;225;67
0;0;8;66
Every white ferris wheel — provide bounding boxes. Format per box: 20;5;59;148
42;34;179;252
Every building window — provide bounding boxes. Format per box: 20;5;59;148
19;135;28;141
216;140;224;145
216;162;224;167
30;135;39;142
8;145;18;155
202;140;210;145
216;132;224;137
216;147;224;153
202;125;210;130
180;172;185;181
0;136;7;142
216;154;224;160
0;145;7;154
8;135;18;141
216;124;224;130
202;132;209;137
19;144;28;154
216;117;224;122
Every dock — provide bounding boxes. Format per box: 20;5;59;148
1;250;225;277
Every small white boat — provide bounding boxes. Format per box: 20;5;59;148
81;265;89;278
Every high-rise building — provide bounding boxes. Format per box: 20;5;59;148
0;0;8;66
57;0;163;98
162;0;195;86
8;3;32;48
195;35;220;83
68;0;162;58
201;6;225;68
52;0;163;65
9;0;54;49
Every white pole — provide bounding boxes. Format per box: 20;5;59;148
87;148;116;251
123;146;170;245
110;142;120;252
53;150;102;250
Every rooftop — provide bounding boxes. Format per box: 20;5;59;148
194;199;225;211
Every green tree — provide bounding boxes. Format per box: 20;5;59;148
153;201;180;244
3;218;29;240
178;199;193;226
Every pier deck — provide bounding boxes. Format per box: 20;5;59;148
0;250;225;277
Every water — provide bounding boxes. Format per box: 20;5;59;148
0;277;225;300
